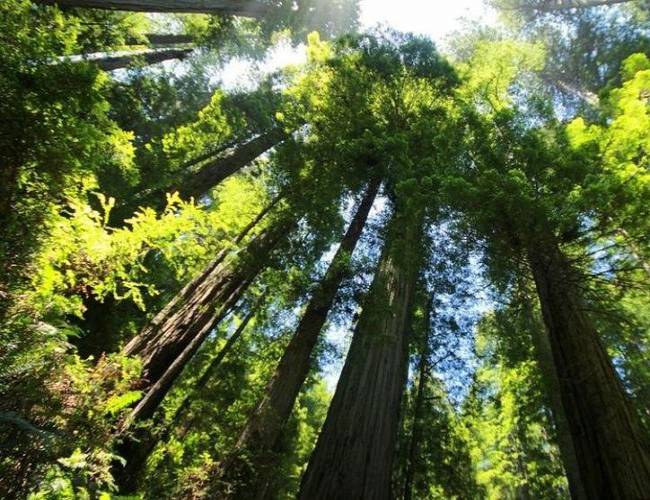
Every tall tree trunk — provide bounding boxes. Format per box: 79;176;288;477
528;237;650;499
175;127;289;200
127;33;195;46
122;192;280;356
124;220;292;427
299;208;424;500
403;311;430;500
116;300;261;492
86;48;193;71
523;0;632;12
214;179;380;497
523;294;587;500
32;0;270;17
120;196;286;414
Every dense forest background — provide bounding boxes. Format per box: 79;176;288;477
1;0;649;498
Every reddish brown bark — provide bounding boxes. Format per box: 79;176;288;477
213;179;380;497
33;0;270;17
298;209;424;499
175;128;288;200
121;197;286;415
529;238;650;499
126;222;290;421
115;300;261;492
520;292;587;499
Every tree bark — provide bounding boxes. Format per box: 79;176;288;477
116;300;261;492
126;223;291;426
214;179;380;497
528;237;650;499
32;0;270;17
523;294;587;500
122;192;280;355
87;48;193;71
298;208;424;500
120;197;287;417
127;33;195;46
164;297;263;431
175;127;289;200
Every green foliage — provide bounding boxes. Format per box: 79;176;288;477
567;53;650;245
461;314;569;499
457;39;545;111
162;91;233;166
0;0;138;311
28;448;119;499
2;1;650;498
397;373;479;499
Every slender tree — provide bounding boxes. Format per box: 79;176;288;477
527;235;650;497
32;0;271;17
87;47;193;71
450;107;650;497
402;296;432;500
116;298;263;492
128;33;195;46
31;0;361;42
462;309;571;498
213;178;380;496
520;291;587;499
173;127;289;200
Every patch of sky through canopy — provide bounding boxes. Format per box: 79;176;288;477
218;0;497;90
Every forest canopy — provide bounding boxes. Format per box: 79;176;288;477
1;0;649;498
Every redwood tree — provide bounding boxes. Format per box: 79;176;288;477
173;127;289;200
91;47;193;71
213;178;380;496
298;204;425;499
448;107;650;498
121;212;293;425
33;0;271;16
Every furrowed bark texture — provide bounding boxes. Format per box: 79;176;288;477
176;127;288;199
122;198;287;399
299;210;423;500
126;222;291;425
116;303;260;493
122;195;278;355
528;238;650;499
214;179;380;497
32;0;270;17
93;48;193;71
